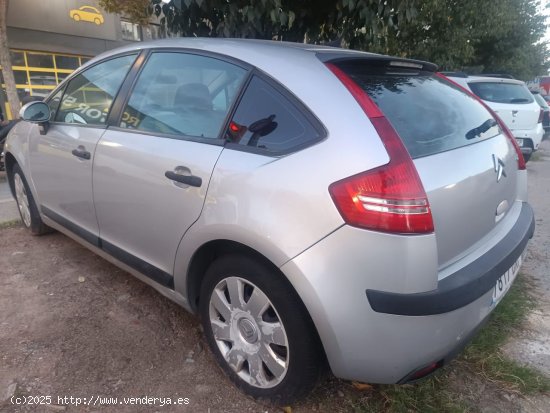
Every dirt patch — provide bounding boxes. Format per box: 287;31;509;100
0;226;368;413
0;227;262;412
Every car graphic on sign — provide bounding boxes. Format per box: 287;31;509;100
69;6;104;25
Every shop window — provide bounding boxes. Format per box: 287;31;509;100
0;50;91;119
17;89;31;101
26;52;54;69
56;55;80;70
10;51;25;67
57;72;70;83
143;24;162;40
29;72;57;86
121;20;142;41
0;70;28;85
13;70;29;85
30;89;51;98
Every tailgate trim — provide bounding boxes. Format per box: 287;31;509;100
366;202;535;316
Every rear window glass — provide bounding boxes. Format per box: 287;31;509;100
468;82;534;104
225;76;322;154
336;62;500;158
533;93;549;109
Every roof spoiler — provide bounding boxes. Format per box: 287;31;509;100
439;71;468;78
479;73;515;79
317;53;438;73
439;71;516;80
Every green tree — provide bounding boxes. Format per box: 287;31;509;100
99;0;548;80
384;0;548;80
469;0;548;80
100;0;419;49
100;0;152;25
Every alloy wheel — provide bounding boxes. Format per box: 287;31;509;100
208;276;289;389
14;173;31;227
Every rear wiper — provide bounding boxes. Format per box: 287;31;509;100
465;118;497;140
510;98;529;103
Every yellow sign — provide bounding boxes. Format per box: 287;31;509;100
69;6;104;25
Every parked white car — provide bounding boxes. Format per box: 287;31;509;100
448;74;543;162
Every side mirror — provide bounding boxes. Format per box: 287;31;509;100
20;101;50;123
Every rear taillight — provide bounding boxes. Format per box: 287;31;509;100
435;73;526;171
493;113;527;170
538;108;544;123
326;63;434;234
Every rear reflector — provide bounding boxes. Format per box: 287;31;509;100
408;360;444;381
326;63;434;234
435;73;526;171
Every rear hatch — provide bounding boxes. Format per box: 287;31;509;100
467;80;540;132
330;59;519;269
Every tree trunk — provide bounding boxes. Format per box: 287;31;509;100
0;0;19;119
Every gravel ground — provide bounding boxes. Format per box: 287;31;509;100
0;141;549;413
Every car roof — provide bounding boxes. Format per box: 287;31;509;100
87;37;428;70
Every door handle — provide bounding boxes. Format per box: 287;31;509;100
72;146;91;160
165;171;202;187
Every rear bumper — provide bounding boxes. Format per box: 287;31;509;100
521;147;534;157
281;202;534;384
366;202;534;316
513;124;544;150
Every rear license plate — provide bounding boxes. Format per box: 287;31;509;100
491;254;523;307
515;138;524;146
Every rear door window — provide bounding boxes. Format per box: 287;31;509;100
335;62;500;159
532;93;548;109
225;76;323;154
468;82;534;104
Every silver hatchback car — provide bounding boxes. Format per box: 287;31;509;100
5;39;534;403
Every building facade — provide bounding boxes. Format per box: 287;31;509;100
1;0;161;119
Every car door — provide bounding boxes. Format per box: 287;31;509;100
28;54;137;243
93;51;248;285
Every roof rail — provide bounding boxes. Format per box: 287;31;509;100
439;71;468;78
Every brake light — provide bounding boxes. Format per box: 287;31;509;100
326;63;434;234
408;360;443;381
229;121;240;132
435;73;526;171
538;108;544;123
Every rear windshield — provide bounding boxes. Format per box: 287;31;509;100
468;82;534;104
335;62;500;158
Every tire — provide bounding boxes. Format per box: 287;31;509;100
12;164;51;235
199;254;324;404
73;14;80;22
523;152;531;162
94;18;101;25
